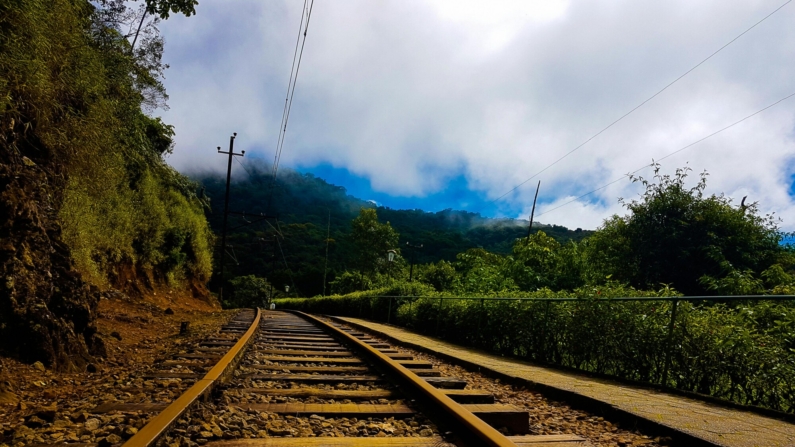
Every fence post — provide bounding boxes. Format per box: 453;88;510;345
387;297;392;324
479;299;485;345
436;298;443;335
661;299;680;386
542;300;551;361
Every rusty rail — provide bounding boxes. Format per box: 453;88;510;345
123;308;262;447
294;310;518;447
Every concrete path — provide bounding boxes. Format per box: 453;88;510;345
335;316;795;447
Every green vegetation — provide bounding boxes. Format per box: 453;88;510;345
586;165;787;295
196;162;589;297
279;289;795;413
226;275;274;309
276;164;795;412
1;0;213;289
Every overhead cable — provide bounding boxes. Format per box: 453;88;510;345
534;90;795;218
492;0;792;203
268;0;316;212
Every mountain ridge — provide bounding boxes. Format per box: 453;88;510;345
193;161;592;297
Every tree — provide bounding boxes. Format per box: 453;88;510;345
454;248;517;294
351;208;399;278
510;231;585;291
228;275;273;308
586;164;786;295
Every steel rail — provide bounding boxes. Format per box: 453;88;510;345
294;311;518;447
124;308;262;447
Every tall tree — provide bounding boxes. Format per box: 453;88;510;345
585;164;786;295
351;208;399;278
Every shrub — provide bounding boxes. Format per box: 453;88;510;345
277;285;795;413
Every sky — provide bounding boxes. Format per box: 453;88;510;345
159;0;795;231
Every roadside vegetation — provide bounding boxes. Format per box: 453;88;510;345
2;0;213;290
278;165;795;413
0;0;210;368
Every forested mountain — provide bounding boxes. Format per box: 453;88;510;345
195;161;591;297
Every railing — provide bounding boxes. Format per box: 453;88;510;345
278;294;795;412
371;294;795;386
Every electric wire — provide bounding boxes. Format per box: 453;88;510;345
492;0;792;204
271;0;307;178
534;90;795;218
274;223;298;293
267;0;316;213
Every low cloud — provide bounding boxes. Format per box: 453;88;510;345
159;0;795;230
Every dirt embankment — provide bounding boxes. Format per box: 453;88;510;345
0;144;103;372
0;139;217;372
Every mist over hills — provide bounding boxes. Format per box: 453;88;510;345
194;162;591;296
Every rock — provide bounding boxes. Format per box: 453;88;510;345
105;433;122;444
34;403;58;422
24;415;47;428
0;149;102;372
0;390;20;404
419;428;434;437
13;425;33;439
110;332;122;341
84;418;102;432
71;411;89;423
123;426;138;438
32;361;45;372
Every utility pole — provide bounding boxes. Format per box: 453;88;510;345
526;181;541;242
405;242;423;282
322;209;331;297
217;133;244;302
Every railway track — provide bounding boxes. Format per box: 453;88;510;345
100;309;589;447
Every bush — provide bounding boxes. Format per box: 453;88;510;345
277;285;795;413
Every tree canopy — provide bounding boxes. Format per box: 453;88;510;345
585;165;790;295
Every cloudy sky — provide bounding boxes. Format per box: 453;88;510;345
159;0;795;230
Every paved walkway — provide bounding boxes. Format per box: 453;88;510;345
335;317;795;447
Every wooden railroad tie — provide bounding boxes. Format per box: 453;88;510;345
241;403;529;433
202;435;589;446
245;374;383;383
259;335;336;342
244;373;465;388
257;356;364;364
236;387;494;403
255;357;433;369
249;364;371;373
238;388;396;399
256;344;350;352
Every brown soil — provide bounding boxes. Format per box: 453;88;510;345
0;288;232;445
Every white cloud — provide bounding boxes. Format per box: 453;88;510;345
159;0;795;230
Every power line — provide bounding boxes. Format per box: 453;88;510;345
492;0;792;204
534;90;795;218
268;0;316;212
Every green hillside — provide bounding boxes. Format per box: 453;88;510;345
195;161;590;297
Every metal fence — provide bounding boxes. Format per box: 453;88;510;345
365;294;795;386
278;293;795;409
